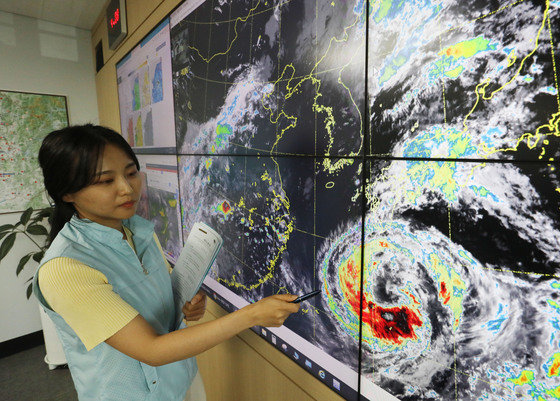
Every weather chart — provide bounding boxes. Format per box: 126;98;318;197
116;1;560;400
135;154;183;264
116;19;176;153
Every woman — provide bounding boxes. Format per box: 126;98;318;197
33;124;300;401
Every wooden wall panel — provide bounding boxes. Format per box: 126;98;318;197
94;62;120;130
126;0;165;36
192;301;344;401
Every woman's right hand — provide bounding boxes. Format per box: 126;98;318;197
244;294;301;327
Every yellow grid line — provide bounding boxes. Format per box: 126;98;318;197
181;0;295;25
227;140;344;157
547;8;560;112
426;357;519;395
436;0;526;37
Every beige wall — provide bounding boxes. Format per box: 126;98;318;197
91;1;344;400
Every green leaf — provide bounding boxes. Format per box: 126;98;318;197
32;251;44;263
0;232;9;241
20;208;33;226
26;283;33;299
36;209;53;219
0;224;14;232
0;233;17;262
30;209;52;224
16;253;33;276
26;224;48;236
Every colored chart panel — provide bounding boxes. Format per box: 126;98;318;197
179;154;365;400
0;90;68;213
117;19;176;154
361;159;560;400
170;0;364;158
368;0;560;161
136;155;182;263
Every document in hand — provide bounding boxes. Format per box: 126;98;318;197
171;222;222;329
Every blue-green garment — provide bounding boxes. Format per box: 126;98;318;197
33;214;197;401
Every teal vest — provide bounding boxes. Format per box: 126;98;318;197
33;215;197;401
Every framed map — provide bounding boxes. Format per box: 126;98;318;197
0;90;69;213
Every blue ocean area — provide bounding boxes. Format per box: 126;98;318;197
152;62;164;103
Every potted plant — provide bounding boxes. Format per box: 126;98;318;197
0;206;53;298
0;206;66;368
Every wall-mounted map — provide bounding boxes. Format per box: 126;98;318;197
0;90;68;213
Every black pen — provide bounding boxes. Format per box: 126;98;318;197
291;289;321;303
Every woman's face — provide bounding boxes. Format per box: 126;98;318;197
63;144;142;232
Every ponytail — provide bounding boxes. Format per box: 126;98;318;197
48;202;75;245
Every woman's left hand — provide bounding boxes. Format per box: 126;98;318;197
182;290;207;321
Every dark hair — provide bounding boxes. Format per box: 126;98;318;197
38;124;140;243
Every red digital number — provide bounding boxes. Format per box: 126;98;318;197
110;8;120;28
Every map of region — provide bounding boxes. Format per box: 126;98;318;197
346;160;559;400
136;155;183;263
148;187;181;261
179;154;363;378
354;0;560;399
152;59;164;103
171;0;364;159
0;90;68;213
369;0;560;161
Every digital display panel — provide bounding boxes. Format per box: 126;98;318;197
116;19;176;154
362;1;560;396
368;0;560;160
170;0;364;157
178;154;365;400
136;155;182;263
363;159;560;400
107;0;127;50
362;1;560;397
112;0;560;400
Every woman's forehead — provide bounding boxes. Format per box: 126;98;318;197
98;144;134;170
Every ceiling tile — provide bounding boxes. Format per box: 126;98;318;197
0;0;43;19
0;0;107;30
41;0;77;26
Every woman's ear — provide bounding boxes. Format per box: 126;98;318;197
62;194;74;203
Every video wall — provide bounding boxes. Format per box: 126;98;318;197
116;1;560;400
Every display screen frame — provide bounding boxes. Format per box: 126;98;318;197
113;1;560;400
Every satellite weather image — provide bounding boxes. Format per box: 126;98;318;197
165;0;560;399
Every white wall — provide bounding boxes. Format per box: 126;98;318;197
0;214;45;343
0;10;99;342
